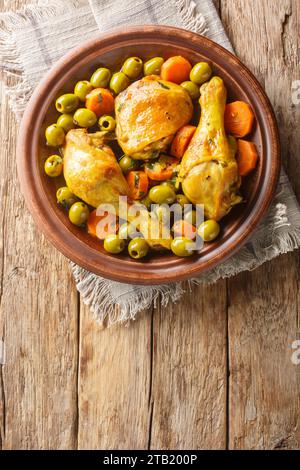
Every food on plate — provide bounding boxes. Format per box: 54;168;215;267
63;129;130;207
57;113;76;132
128;237;149;259
143;57;164;76
98;115;116;131
73;108;97;128
190;62;212;85
68;201;89;226
55;93;79;113
90;67;111;88
179;76;242;220
44;155;63;177
197;219;220;242
160;56;192;83
109;72;130;94
85;88;115;117
74;80;94;101
104;234;125;254
44;54;259;259
56;187;78;209
122;57;143;79
170;125;196;159
236;139;258;176
45;124;65;147
115;75;193;160
171;237;194;257
180;81;200;100
224;100;254;137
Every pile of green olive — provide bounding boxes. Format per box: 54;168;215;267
43;54;220;259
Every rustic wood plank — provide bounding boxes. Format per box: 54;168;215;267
0;0;79;449
220;0;300;449
77;305;151;450
149;283;228;449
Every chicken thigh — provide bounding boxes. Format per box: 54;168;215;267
115;75;193;160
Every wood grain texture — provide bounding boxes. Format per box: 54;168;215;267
0;0;300;451
150;283;228;449
221;0;300;450
0;0;79;450
77;305;151;450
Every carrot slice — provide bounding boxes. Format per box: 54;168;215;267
236;140;258;176
85;88;115;117
127;171;149;200
160;56;192;84
144;155;178;181
173;220;196;240
87;209;118;239
224;101;254;138
170;125;196;159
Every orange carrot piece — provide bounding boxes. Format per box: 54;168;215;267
127;171;149;200
224;101;254;138
170;125;196;159
236;140;258;176
87;209;118;239
173;220;196;240
144;155;178;181
160;56;192;84
85;88;115;117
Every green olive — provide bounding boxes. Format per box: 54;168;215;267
190;62;212;85
119;155;137;173
149;185;176;205
184;210;197;225
140;195;152;210
176;194;190;207
45;124;65;146
160;181;176;191
56;186;77;209
98;115;116;131
122;57;143;79
57;114;75;132
228;135;237;157
55;93;79;113
109;72;130;95
143;57;164;76
90;67;111;88
128;238;149;259
197;220;220;242
74;80;93;101
171;237;194;257
180;81;200;100
69;202;89;226
104;234;125;254
73;108;97;128
44;155;63;177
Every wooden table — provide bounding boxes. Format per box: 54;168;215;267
0;0;299;450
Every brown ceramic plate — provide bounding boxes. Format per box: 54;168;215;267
17;25;280;285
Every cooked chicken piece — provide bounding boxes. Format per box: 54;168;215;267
63;129;171;249
179;77;242;221
115;75;193;160
63;129;129;208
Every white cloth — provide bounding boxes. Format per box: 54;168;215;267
1;0;300;325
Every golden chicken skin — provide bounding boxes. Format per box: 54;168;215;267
115;75;193;160
179;76;242;221
63;129;130;208
63;129;171;250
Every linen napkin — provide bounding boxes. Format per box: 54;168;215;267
1;0;300;325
